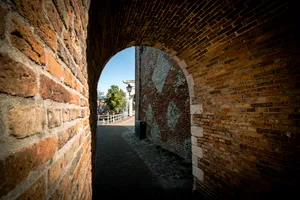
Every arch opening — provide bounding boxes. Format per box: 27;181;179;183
94;46;196;197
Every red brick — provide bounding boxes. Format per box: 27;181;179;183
10;16;45;64
40;75;70;103
62;109;70;122
0;53;38;97
17;175;46;200
0;4;8;39
53;0;70;29
261;90;283;97
63;68;76;88
63;30;73;55
257;107;268;112
83;88;89;98
76;70;86;85
70;149;82;175
49;170;72;200
70;109;80;120
268;108;282;113
75;80;83;94
63;144;76;167
0;136;57;197
13;0;57;51
83;82;88;90
46;1;63;34
73;152;85;183
60;173;72;199
82;139;89;151
57;39;70;65
49;188;61;200
46;53;63;79
8;106;46;138
47;108;62;128
80;98;88;107
58;125;77;149
70;93;80;105
83;118;89;127
81;108;89;117
285;88;300;96
48;157;64;189
282;120;293;125
71;46;81;65
251;102;273;107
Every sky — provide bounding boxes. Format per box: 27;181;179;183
97;47;135;97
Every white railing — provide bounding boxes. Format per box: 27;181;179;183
97;113;127;125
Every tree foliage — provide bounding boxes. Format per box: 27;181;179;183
106;85;126;112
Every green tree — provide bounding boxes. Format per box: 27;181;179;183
106;85;126;112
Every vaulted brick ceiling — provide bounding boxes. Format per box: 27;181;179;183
87;0;298;80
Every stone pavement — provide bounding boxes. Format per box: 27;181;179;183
94;118;202;199
121;131;193;190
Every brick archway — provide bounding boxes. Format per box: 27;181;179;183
0;0;299;199
87;0;299;198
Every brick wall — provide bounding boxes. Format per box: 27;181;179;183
0;0;91;199
136;46;191;161
1;0;299;199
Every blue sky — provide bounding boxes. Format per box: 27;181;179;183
97;47;135;97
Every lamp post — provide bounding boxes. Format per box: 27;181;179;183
126;84;132;95
126;84;133;116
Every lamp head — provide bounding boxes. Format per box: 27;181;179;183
126;84;132;94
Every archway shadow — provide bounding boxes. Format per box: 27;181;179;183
94;125;201;199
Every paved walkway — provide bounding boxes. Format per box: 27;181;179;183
105;115;135;126
94;118;202;199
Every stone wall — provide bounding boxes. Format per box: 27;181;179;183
0;0;91;199
136;46;191;161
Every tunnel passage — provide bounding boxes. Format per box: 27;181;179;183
0;0;299;199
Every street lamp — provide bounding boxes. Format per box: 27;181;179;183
126;84;132;95
125;84;133;116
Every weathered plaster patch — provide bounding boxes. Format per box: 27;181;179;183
152;55;171;93
166;101;181;130
142;95;148;103
183;138;192;161
151;121;161;144
145;49;159;68
146;104;153;125
174;73;186;90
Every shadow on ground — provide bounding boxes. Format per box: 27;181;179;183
94;125;203;199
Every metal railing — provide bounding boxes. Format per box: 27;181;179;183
97;113;127;125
